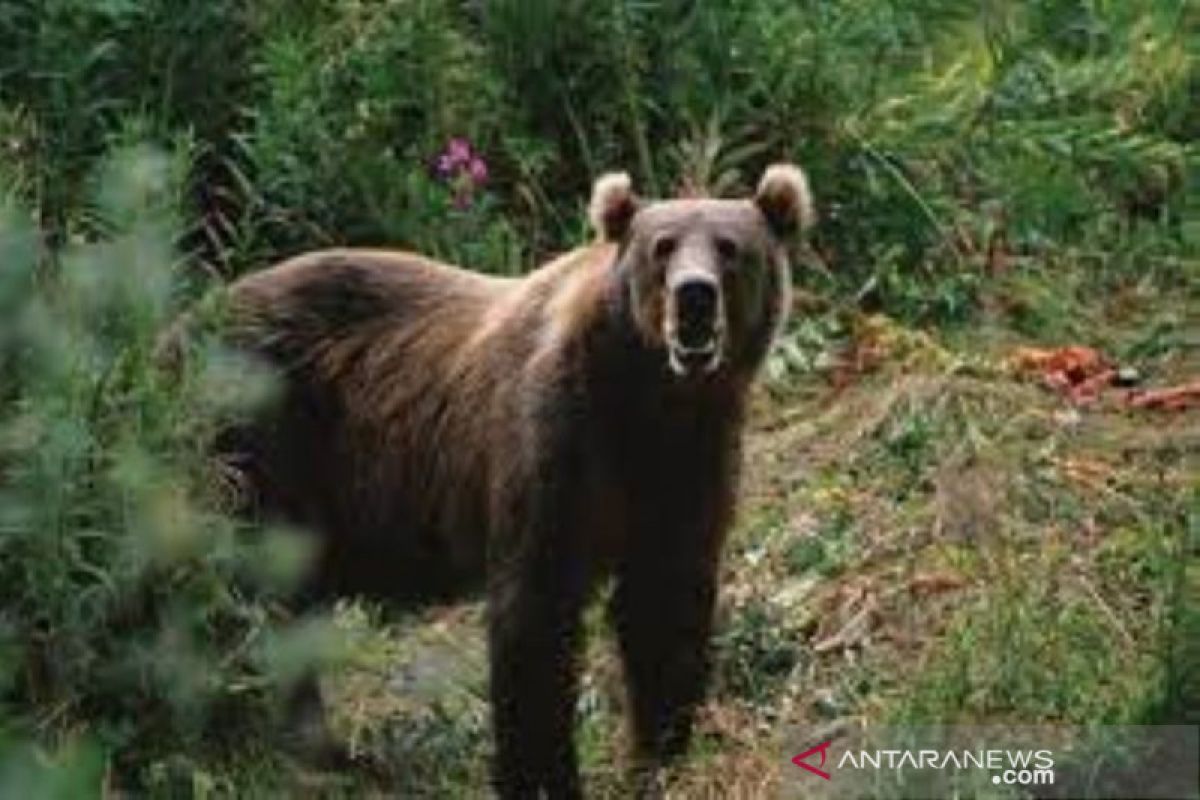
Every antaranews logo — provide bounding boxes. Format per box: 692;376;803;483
787;725;1199;800
791;740;832;780
791;738;1055;788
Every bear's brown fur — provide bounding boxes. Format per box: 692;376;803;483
222;164;813;797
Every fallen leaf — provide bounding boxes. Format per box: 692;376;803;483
1068;367;1117;405
1008;345;1116;405
907;571;967;596
1008;345;1110;378
1125;380;1200;412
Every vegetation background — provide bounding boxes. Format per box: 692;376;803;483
0;0;1195;796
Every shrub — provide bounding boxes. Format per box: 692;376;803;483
243;0;524;272
0;0;255;250
0;145;332;791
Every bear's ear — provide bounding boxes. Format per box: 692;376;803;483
754;163;815;238
589;172;639;242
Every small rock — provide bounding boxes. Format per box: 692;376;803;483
1113;366;1142;387
1054;407;1082;428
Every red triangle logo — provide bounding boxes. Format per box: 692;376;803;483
792;740;832;780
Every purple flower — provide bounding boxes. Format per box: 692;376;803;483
467;157;488;185
431;137;490;208
446;137;472;165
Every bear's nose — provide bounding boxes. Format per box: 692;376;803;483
674;278;719;348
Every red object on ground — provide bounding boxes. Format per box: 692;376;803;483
1125;381;1200;412
1009;345;1114;405
1009;345;1197;412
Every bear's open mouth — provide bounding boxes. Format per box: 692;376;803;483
667;334;723;376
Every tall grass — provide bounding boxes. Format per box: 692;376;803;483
4;2;1191;298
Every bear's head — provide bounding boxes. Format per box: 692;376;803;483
590;164;813;378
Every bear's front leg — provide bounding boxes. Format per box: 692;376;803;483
611;548;720;785
488;530;589;799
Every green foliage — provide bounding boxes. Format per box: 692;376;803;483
0;147;334;790
4;0;1194;300
896;515;1186;725
0;0;255;247
714;598;803;707
0;738;104;800
244;0;524;270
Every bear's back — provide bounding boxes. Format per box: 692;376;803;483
221;247;613;604
228;249;511;354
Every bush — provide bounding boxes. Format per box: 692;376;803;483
0;0;256;250
244;0;525;271
0;145;333;791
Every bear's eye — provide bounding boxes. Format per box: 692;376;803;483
652;235;677;260
715;236;739;261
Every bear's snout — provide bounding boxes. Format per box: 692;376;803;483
665;271;724;376
674;279;719;347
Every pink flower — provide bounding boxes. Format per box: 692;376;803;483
467;157;488;185
431;137;490;208
446;137;472;165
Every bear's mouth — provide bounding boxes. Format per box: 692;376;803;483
667;333;723;377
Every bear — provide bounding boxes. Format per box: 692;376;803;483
219;164;814;798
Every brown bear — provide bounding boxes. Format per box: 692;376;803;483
220;164;814;798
